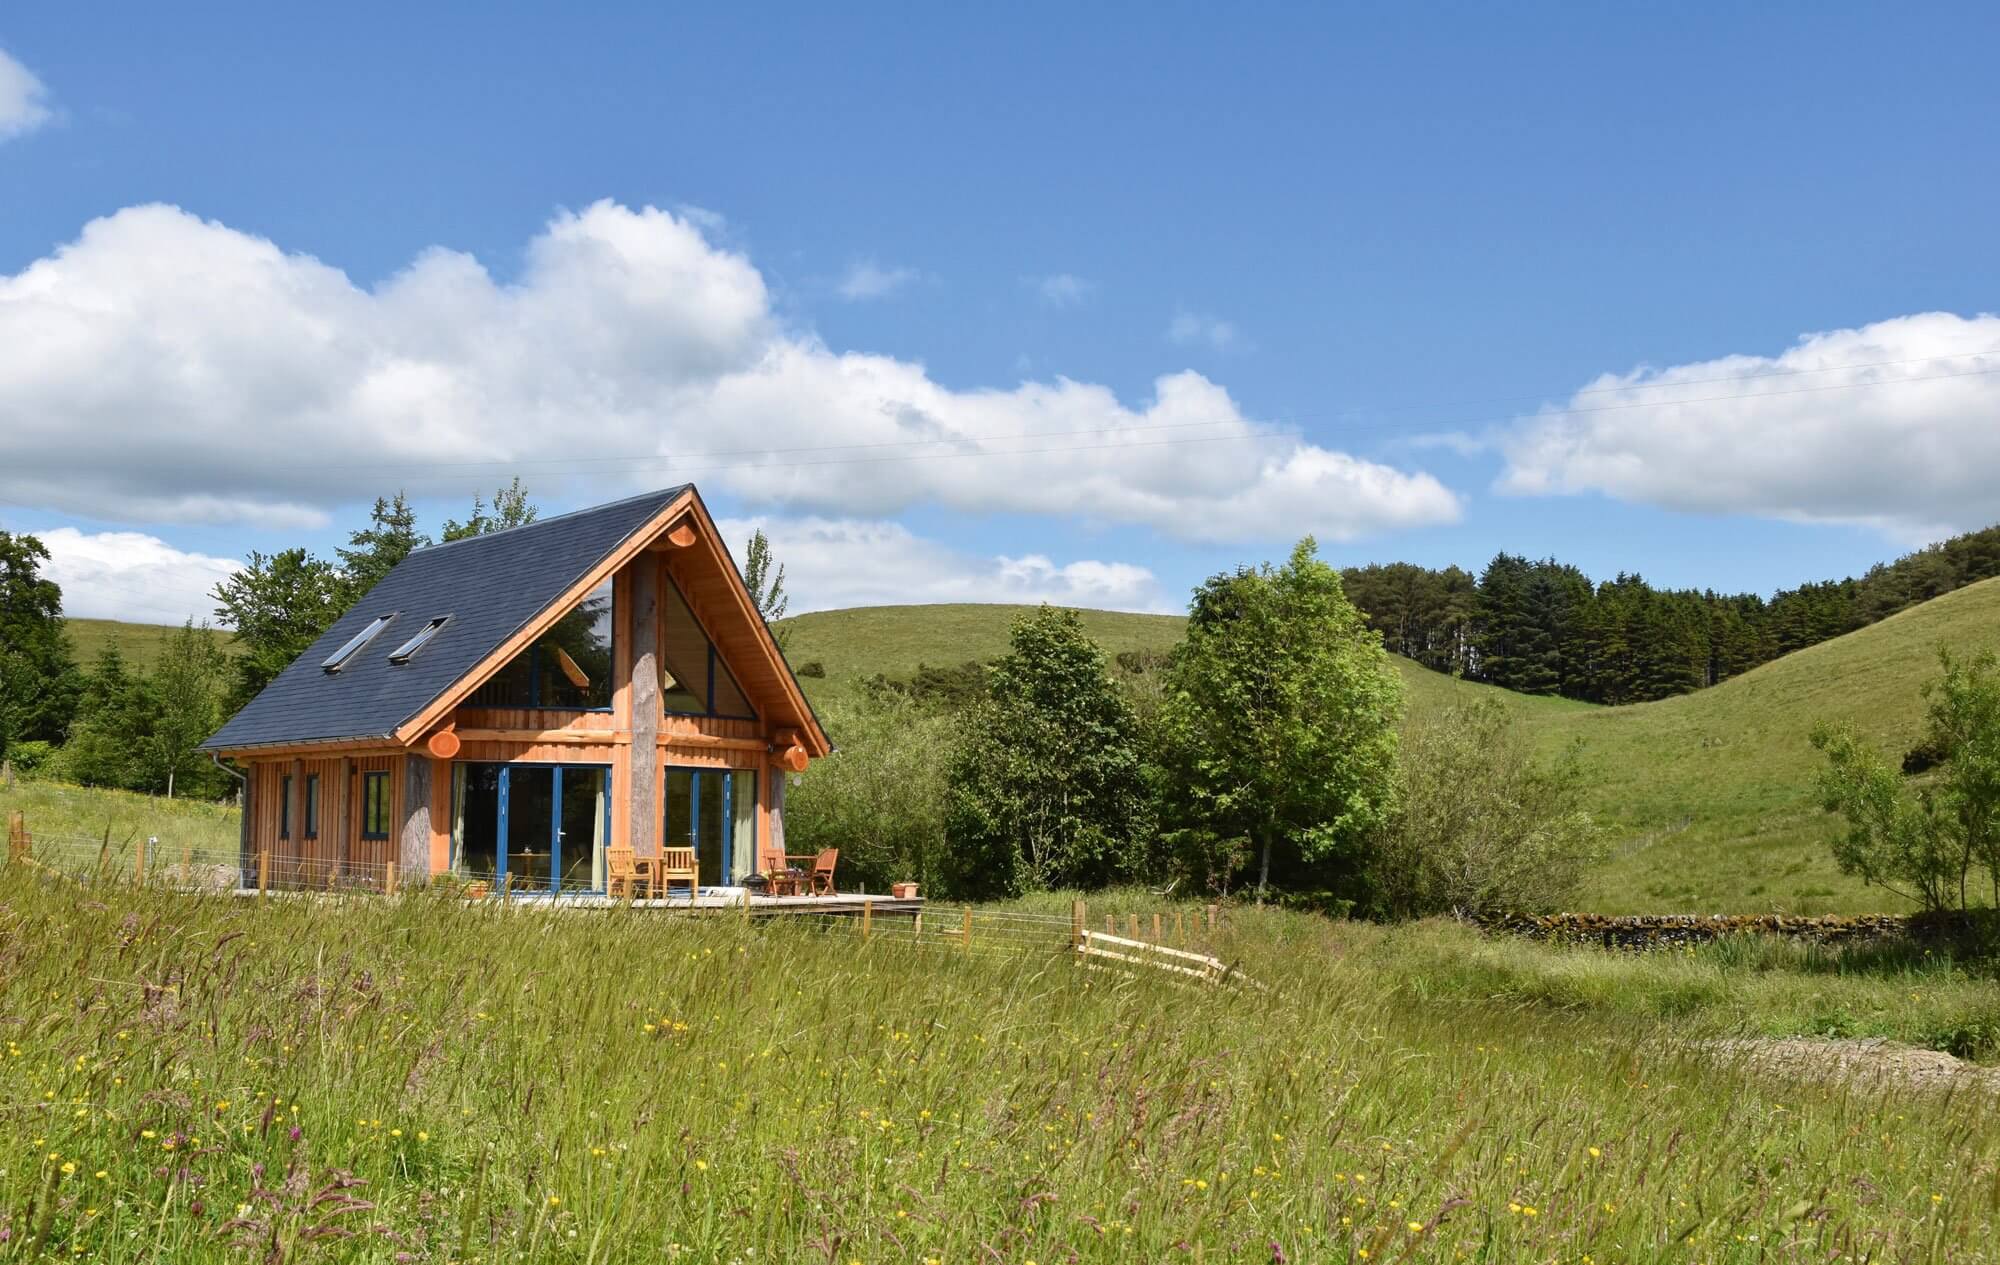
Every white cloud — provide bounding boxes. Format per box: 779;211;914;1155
718;515;1169;614
1029;273;1094;307
1167;309;1238;351
0;200;1460;544
1497;312;2000;540
35;528;241;625
836;259;921;301
0;47;53;141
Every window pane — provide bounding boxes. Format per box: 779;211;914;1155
696;772;725;888
711;660;755;719
470;579;613;709
280;775;292;839
659;581;709;713
304;776;320;838
557;767;607;893
506;766;555;890
454;764;500;880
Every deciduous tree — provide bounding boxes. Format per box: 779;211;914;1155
1160;538;1402;904
943;606;1150;897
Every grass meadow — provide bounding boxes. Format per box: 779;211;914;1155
2;870;1996;1262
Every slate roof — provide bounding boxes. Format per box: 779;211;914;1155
202;486;689;751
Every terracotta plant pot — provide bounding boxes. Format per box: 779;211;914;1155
891;881;919;899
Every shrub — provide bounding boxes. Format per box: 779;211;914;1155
783;689;951;893
1;739;55;778
796;660;826;679
1371;699;1604;919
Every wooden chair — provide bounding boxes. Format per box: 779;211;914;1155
606;847;650;901
785;848;838;896
651;846;698;897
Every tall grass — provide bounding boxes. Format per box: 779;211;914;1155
1;873;1995;1261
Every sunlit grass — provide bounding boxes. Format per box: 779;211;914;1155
2;873;1995;1261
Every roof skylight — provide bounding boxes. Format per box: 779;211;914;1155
388;616;451;664
321;614;397;673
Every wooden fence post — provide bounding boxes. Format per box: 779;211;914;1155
1152;912;1163;943
1071;899;1086;949
257;849;270;899
741;887;751;925
135;836;148;885
1206;903;1218;932
1104;913;1114;934
6;811;26;865
1175;909;1185;944
1126;913;1140;940
181;843;192;885
860;898;874;940
385;861;398;897
961;905;972;948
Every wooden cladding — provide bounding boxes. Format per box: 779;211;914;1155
246;754;400;882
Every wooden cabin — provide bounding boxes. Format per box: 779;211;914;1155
200;485;832;895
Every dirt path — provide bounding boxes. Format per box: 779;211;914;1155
1698;1036;2000;1094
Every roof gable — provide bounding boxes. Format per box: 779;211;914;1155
202;487;688;751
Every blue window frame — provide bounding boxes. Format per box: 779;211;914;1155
303;775;320;839
449;762;612;894
361;771;391;841
664;766;759;889
468;580;613;711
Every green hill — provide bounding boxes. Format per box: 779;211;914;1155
65;617;233;669
1543;576;2000;913
784;583;2000;914
777;603;1186;684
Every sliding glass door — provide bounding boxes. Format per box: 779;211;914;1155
664;767;758;890
452;762;610;894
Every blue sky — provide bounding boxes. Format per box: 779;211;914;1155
3;4;1999;625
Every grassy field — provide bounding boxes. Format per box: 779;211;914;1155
1;777;241;859
64;618;233;670
0;871;1993;1262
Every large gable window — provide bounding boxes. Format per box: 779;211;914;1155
469;579;613;710
661;576;755;719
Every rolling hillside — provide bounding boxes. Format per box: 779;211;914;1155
783;583;2000;914
66;617;233;669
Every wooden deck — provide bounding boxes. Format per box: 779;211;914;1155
229;883;925;917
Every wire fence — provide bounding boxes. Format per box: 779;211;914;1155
6;810;1239;985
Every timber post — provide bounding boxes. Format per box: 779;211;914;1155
135;836;148;886
1127;913;1140;940
860;897;874;940
257;849;269;898
1175;909;1185;945
7;811;26;865
1206;903;1218;932
1071;899;1086;949
1153;912;1163;944
961;905;972;948
385;861;398;897
1104;913;1114;934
